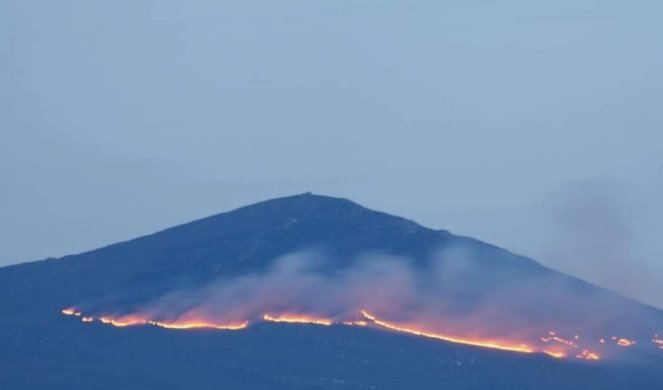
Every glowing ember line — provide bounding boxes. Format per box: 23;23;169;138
342;320;368;327
64;310;249;331
263;314;333;326
61;307;607;360
616;338;635;347
543;350;566;359
653;336;663;350
151;320;248;330
540;331;602;360
62;308;83;317
99;316;147;327
576;350;600;361
541;332;578;348
360;310;534;354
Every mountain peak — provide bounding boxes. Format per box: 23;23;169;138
0;193;452;320
225;192;417;225
147;192;438;260
44;193;445;281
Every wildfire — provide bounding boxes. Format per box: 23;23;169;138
150;320;249;330
540;331;601;360
541;332;578;348
342;320;368;327
616;338;635;347
263;314;333;326
62;308;82;317
99;315;148;327
543;350;566;359
63;310;249;330
67;307;663;362
360;310;535;354
576;350;600;361
653;335;663;350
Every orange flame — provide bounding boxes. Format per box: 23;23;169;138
99;315;147;327
62;307;615;361
543;350;566;359
62;308;83;317
576;350;600;360
653;336;663;350
540;331;602;360
263;313;333;326
150;320;248;330
342;320;368;327
93;313;248;330
541;332;578;348
616;338;635;347
360;310;534;354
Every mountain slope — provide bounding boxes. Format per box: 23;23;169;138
0;193;535;320
1;193;662;389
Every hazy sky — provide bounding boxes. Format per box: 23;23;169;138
2;1;662;307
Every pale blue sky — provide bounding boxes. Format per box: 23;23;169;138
2;1;662;307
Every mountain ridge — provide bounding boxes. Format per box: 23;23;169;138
1;193;663;390
1;192;528;271
0;192;658;318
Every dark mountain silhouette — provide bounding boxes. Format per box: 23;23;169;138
1;193;661;389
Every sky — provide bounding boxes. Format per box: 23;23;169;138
2;0;662;307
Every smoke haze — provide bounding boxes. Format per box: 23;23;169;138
68;247;663;361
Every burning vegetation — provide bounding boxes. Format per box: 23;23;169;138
62;305;663;362
60;251;663;362
263;313;333;326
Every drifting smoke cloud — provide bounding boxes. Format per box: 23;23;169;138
73;244;662;358
544;180;659;308
133;252;420;327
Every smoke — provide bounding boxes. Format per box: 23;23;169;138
133;252;421;327
543;180;658;308
76;244;661;351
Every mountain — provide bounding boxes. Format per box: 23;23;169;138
1;193;662;389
